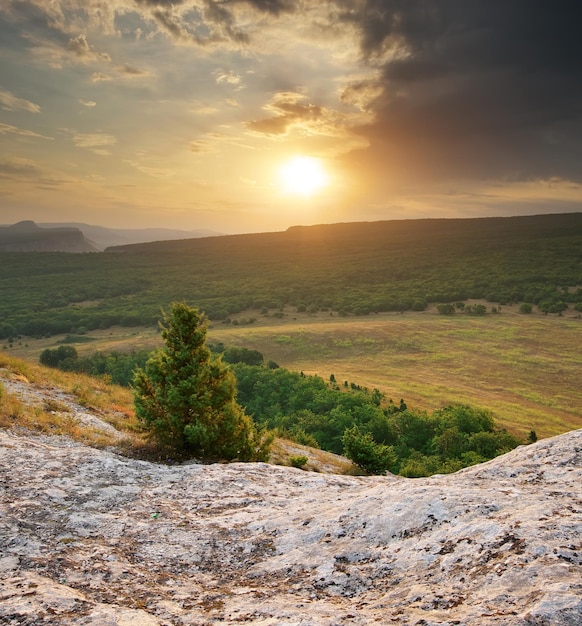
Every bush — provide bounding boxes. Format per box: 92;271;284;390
289;455;308;469
342;425;395;475
40;346;78;369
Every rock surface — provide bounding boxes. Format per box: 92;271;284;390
1;423;581;624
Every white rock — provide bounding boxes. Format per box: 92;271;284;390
0;427;580;625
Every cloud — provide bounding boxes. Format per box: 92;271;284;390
241;0;296;16
0;157;68;188
0;88;41;113
151;8;191;41
90;72;111;83
246;91;352;138
215;70;243;88
90;65;150;84
79;99;96;107
130;0;298;46
0;123;53;140
124;159;175;178
189;132;229;153
73;132;117;155
1;0;300;53
66;34;111;62
189;139;212;153
18;29;113;69
338;0;582;183
190;101;219;115
116;63;152;78
0;157;43;179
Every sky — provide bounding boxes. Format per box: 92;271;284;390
1;1;581;234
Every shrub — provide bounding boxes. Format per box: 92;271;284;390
289;455;309;469
342;425;395;475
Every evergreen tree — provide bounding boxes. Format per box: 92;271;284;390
342;425;395;475
133;303;272;461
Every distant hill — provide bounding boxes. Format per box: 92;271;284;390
41;222;223;251
0;221;97;253
1;211;581;340
106;211;582;257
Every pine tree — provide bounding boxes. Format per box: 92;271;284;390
133;303;272;461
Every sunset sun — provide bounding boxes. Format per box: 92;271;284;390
278;156;329;196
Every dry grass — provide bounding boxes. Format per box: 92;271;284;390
0;353;144;450
0;353;351;472
270;437;359;474
208;306;582;440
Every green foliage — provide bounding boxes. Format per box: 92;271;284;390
465;304;487;315
39;347;150;387
232;361;523;475
133;303;272;461
538;300;568;314
233;364;385;454
221;346;264;366
1;213;581;339
342;425;396;475
289;455;309;469
519;303;533;314
39;345;78;369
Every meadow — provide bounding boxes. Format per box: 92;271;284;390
7;302;581;441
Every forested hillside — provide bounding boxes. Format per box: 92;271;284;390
1;213;581;339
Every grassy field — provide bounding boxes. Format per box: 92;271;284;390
6;304;581;440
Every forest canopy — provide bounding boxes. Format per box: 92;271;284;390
1;213;582;340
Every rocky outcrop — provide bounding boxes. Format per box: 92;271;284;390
1;421;580;625
0;221;97;252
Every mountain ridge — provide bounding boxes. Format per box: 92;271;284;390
105;211;582;254
0;220;98;253
40;222;223;250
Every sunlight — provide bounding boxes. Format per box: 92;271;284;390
277;156;329;196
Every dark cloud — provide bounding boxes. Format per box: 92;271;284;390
135;0;296;14
134;0;188;6
151;9;188;40
238;0;296;15
133;0;294;45
118;63;147;76
339;1;582;183
203;0;249;44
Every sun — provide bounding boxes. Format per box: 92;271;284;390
277;156;329;196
